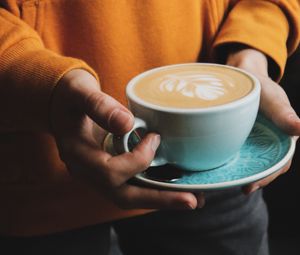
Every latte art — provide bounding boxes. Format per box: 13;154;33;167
159;74;230;100
132;65;254;108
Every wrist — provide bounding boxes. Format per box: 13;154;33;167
55;69;100;106
50;69;100;133
226;48;269;77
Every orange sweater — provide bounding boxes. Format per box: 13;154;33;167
0;0;299;236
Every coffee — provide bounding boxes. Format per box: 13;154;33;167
133;64;253;108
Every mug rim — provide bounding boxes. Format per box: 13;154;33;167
126;63;261;114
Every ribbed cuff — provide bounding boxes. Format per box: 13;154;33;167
212;0;289;81
0;38;98;132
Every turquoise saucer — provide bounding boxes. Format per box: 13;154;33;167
134;114;296;191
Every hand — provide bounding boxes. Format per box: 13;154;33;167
50;69;204;209
226;48;300;194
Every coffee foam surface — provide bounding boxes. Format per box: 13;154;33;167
133;65;254;108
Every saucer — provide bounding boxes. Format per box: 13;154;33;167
133;114;296;191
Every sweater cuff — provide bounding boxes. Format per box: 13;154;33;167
212;0;289;81
0;38;98;132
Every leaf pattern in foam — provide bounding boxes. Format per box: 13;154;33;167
159;74;226;100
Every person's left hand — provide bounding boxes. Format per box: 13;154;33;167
226;48;300;194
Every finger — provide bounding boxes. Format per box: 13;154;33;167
195;192;206;208
61;138;112;178
55;70;134;135
265;106;300;136
115;185;200;210
83;90;134;135
243;160;292;194
243;173;279;195
65;73;134;134
64;136;202;211
260;81;300;136
105;133;161;182
65;133;160;189
257;160;292;186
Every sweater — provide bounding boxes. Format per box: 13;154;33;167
0;0;299;236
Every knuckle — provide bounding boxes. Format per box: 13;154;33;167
84;92;107;114
135;158;150;170
131;151;151;170
281;166;290;174
103;167;126;188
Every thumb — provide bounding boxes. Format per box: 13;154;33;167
259;76;300;136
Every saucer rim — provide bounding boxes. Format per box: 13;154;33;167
134;134;296;191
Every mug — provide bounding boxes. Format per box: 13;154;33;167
106;63;260;171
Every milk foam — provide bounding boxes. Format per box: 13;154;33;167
132;65;254;108
159;74;230;100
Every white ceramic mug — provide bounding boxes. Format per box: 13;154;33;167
107;63;261;171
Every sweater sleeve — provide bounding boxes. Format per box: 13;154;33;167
0;8;98;132
212;0;300;81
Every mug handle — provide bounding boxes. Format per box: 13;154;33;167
106;117;167;167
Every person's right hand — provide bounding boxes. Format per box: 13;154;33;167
50;69;204;210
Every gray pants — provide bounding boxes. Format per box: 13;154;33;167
113;188;269;255
0;189;268;255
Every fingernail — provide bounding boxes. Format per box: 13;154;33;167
151;135;161;152
186;203;196;210
181;201;196;210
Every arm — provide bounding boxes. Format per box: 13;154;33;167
49;69;202;209
213;0;300;80
226;48;300;193
213;0;300;193
0;8;202;209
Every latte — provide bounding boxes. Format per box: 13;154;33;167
132;64;254;108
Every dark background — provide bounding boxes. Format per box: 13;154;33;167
264;46;300;253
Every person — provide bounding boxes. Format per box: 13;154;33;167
0;0;299;254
